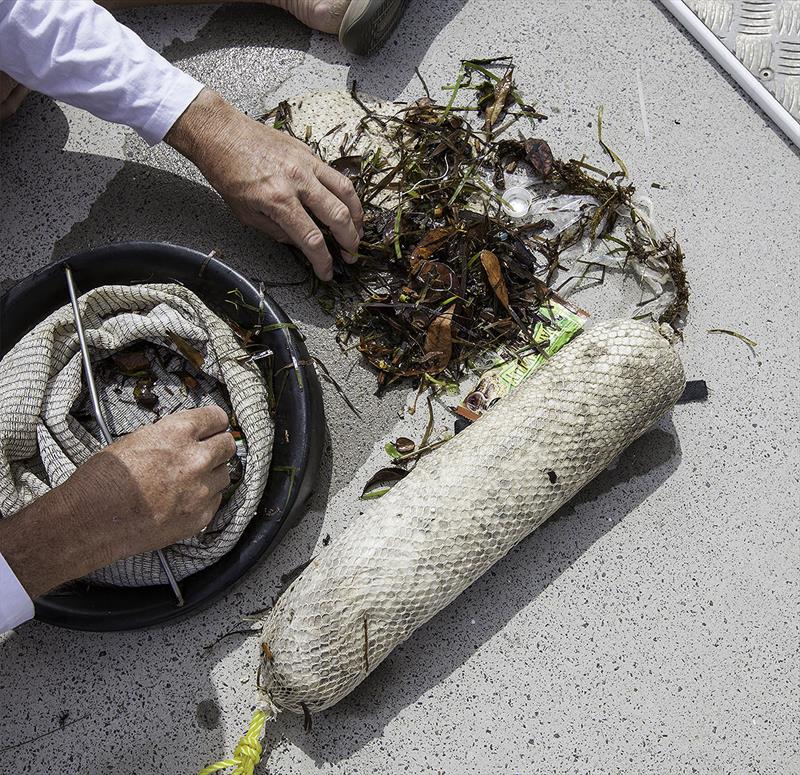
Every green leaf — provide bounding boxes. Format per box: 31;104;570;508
261;322;298;332
597;105;629;179
360;487;392;500
708;329;757;348
384;442;401;460
360;467;408;500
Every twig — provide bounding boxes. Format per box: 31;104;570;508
0;713;91;753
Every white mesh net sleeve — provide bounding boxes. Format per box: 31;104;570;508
258;319;684;714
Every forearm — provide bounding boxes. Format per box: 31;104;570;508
164;88;238;172
0;0;203;144
0;407;233;608
0;481;110;599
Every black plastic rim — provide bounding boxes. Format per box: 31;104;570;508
0;242;324;631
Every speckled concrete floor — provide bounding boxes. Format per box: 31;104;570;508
1;2;798;773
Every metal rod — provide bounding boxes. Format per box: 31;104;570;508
154;552;183;607
64;265;185;607
65;268;114;446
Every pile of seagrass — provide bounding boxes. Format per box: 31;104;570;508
263;56;689;394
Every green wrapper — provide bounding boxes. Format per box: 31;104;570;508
457;296;589;421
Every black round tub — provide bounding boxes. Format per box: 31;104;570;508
0;242;324;630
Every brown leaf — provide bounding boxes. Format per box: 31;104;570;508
166;330;205;370
424;307;454;374
484;71;514;131
411;228;452;264
133;378;158;411
524;138;554;179
412;259;456;294
226;319;255;348
479;249;510;311
111;349;150;376
394;437;415;454
330;155;363;179
179;371;199;391
407;96;439;124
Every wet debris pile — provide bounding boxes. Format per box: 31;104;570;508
262;57;689;394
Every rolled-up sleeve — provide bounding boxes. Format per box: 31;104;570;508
0;0;204;144
0;551;34;633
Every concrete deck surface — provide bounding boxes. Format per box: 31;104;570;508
1;1;798;773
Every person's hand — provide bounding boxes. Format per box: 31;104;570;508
0;406;235;597
165;88;363;281
72;405;236;557
0;71;29;122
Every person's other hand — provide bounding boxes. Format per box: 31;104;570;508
74;405;236;557
165;88;363;281
0;71;29;122
0;406;235;597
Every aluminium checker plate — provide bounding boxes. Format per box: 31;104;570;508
683;0;800;120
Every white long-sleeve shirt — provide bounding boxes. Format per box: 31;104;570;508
0;0;204;633
0;552;33;633
0;0;204;145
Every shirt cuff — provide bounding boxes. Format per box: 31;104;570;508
0;551;34;633
138;70;204;147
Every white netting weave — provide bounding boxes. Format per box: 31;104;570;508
258;319;684;713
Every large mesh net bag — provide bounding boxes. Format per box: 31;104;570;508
0;282;273;586
258;318;684;714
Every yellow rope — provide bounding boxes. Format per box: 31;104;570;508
198;710;267;775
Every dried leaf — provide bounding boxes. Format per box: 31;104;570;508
484;70;513;131
133;378;158;411
314;57;687;389
524;138;554;179
111;349;150;375
423;307;454;374
166;330;205;369
708;329;757;348
411;228;452;264
225;319;256;348
330;155;363;179
479;249;510;310
420;395;435;448
412;259;456;294
360;467;408;499
391;435;452;463
179;371;199;391
394;437;415;454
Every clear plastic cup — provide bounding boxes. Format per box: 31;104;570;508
500;186;533;218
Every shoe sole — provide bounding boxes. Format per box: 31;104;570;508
338;0;409;56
